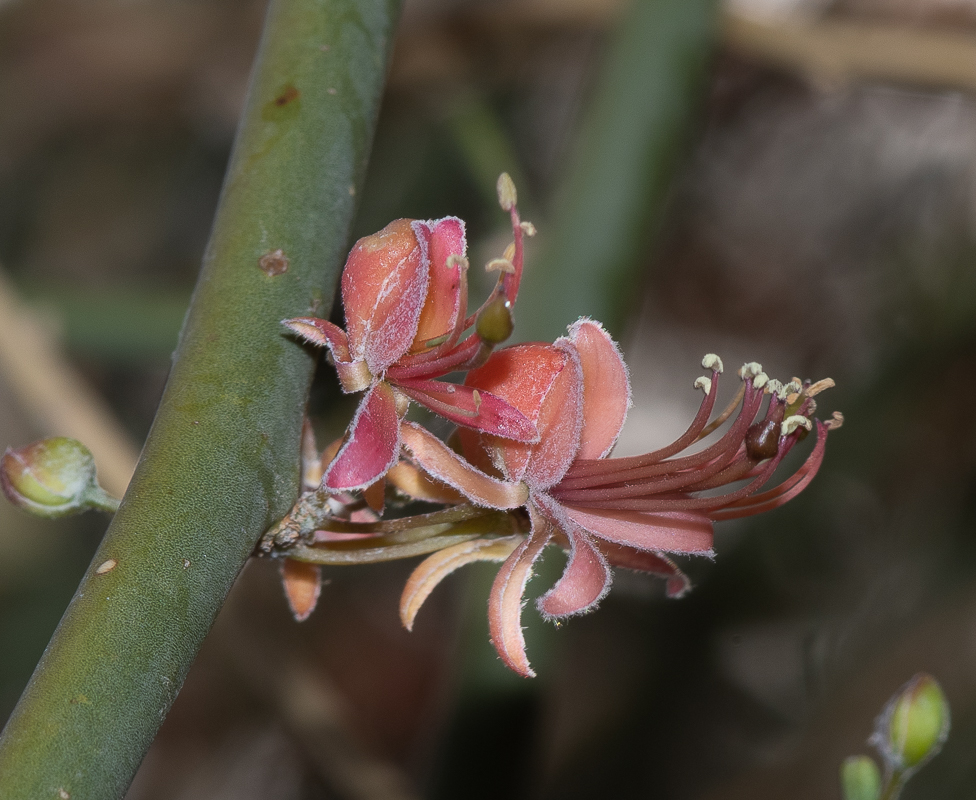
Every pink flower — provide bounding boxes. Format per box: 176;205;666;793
283;176;538;492
399;320;840;676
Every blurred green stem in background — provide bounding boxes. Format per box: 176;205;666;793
429;1;720;797
517;0;719;344
0;1;401;798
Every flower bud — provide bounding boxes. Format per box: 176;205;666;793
840;756;881;800
475;295;514;345
1;437;120;518
873;673;950;774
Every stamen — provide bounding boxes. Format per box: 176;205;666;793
472;389;482;414
702;354;724;373
486;258;516;274
739;362;764;381
805;378;835;397
752;371;769;390
826;411;844;430
520;221;537;237
497;173;517;211
694;376;712;395
446;254;469;272
503;242;516;262
765;378;784;398
781;415;813;437
696;382;745;441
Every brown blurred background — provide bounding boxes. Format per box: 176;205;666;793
2;0;976;797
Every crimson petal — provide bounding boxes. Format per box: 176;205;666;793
323;381;400;491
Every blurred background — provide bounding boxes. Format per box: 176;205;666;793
2;0;976;797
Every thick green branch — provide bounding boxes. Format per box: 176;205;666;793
0;1;401;797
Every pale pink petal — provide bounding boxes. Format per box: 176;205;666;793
598;542;691;598
397;378;538;442
387;461;467;504
488;506;553;677
341;219;429;374
400;422;528;509
537;527;611;619
400;536;521;630
563;505;714;555
567;318;631;459
323;382;401;491
411;217;467;351
280;559;322;622
282;317;350;362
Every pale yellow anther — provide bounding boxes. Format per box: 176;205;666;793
485;258;516;274
472;389;482;414
702;353;724;373
739;362;764;381
497;173;517;211
446;254;470;272
826;411;844;430
752;372;769;390
520;221;537;237
781;415;813;437
503;242;516;262
805;378;835;397
765;378;784;398
694;376;712;395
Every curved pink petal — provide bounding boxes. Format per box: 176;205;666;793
598;542;691;598
411;217;467;351
400;536;521;631
396;378;538;442
342;219;429;375
537;526;611;619
488;505;553;677
399;421;528;509
563;504;714;555
566;318;631;459
323;381;401;491
523;343;583;489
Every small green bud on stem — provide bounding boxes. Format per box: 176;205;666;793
1;437;121;518
841;756;881;800
876;673;950;774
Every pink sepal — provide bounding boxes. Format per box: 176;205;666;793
598;542;691;598
487;505;553;678
399;422;529;509
568;318;631;460
397;378;539;443
537;525;611;619
411;217;467;351
342;219;429;375
323;381;401;491
563;505;714;555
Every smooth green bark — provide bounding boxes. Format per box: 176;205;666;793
0;1;400;797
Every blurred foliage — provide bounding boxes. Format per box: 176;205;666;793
2;0;976;798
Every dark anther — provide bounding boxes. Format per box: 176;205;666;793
745;419;780;460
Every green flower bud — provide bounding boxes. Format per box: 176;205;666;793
476;295;514;345
873;673;950;775
841;756;881;800
1;437;120;518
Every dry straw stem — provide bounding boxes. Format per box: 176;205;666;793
724;10;976;92
0;264;138;497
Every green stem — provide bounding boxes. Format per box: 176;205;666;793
879;770;906;800
0;1;401;798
